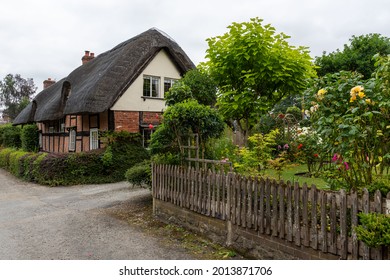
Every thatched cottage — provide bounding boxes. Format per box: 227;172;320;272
13;28;195;153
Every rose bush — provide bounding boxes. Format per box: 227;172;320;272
304;56;390;191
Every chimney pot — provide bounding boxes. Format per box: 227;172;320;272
43;78;56;89
82;50;95;65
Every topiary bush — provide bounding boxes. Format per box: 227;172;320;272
125;160;152;188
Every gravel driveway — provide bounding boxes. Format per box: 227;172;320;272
0;169;194;260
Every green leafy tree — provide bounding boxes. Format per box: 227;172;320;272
315;34;390;79
0;74;36;121
203;17;315;142
164;69;217;106
150;100;225;157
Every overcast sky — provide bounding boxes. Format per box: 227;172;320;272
1;0;390;92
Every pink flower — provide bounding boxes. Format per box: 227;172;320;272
283;144;289;150
332;153;339;162
343;162;349;170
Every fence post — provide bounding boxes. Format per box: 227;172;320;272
279;181;286;239
271;180;278;237
286;181;293;242
302;183;309;247
362;189;370;259
226;172;233;246
340;189;348;259
152;163;156;216
372;190;383;260
351;190;359;259
320;191;328;253
294;182;301;247
310;185;318;250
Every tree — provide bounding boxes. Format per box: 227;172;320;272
203;17;315;142
164;69;217;106
315;34;390;79
150;100;225;157
0;74;36;121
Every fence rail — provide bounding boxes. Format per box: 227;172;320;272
152;164;390;260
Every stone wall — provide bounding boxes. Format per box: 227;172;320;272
153;199;340;260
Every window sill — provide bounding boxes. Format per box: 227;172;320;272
141;96;164;101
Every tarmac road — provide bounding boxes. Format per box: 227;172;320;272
0;169;193;260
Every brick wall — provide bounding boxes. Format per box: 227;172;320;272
142;112;162;125
114;111;139;132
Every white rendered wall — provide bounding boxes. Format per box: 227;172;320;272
111;49;181;112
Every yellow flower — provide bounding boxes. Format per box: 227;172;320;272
365;98;372;104
358;91;365;99
350;85;364;95
316;89;327;100
317;89;327;95
350;95;357;103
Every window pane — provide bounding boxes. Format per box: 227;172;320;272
143;77;151;96
90;128;99;150
151;77;159;97
69;129;76;151
164;80;171;93
164;78;177;94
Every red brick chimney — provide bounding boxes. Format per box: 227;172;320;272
82;50;95;65
43;78;55;89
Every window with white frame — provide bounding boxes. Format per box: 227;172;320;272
143;76;160;97
164;78;177;94
69;129;76;151
90;128;99;150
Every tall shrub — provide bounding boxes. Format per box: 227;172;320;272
0;124;21;148
102;131;150;180
305;59;390;190
21;124;39;152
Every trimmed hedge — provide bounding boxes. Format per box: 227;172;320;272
21;124;39;152
0;124;21;148
0;131;150;186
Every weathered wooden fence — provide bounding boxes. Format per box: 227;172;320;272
152;164;390;260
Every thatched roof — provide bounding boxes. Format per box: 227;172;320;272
13;28;195;125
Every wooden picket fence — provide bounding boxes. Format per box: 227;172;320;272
152;164;390;260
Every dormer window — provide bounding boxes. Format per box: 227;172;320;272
143;76;160;97
62;81;71;102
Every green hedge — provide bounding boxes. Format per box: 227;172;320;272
0;124;21;148
0;131;150;186
21;124;39;152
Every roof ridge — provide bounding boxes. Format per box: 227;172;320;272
149;27;177;43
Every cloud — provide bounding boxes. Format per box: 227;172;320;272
1;0;390;92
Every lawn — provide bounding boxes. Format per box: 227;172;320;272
263;164;329;189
